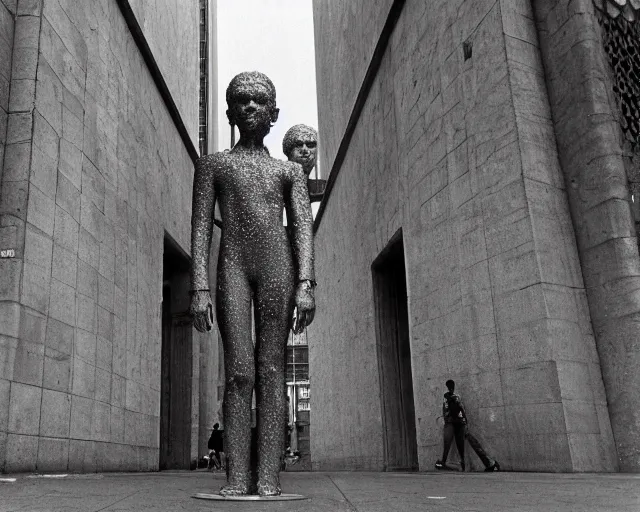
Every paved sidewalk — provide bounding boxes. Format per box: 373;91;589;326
0;470;639;511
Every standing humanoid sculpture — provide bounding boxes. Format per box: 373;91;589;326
282;124;317;177
281;124;318;465
189;71;316;497
283;124;326;204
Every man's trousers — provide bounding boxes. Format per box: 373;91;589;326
441;423;494;468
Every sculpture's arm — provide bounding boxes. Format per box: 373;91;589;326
286;163;315;283
286;163;315;333
189;155;216;332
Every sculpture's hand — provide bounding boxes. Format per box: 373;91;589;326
189;290;214;332
292;282;315;334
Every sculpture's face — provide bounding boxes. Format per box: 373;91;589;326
289;138;317;175
227;83;278;136
283;124;318;175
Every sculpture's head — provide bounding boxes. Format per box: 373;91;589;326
226;71;279;138
283;124;318;176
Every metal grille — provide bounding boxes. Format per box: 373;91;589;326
596;0;640;151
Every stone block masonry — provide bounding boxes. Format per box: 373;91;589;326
0;0;200;472
311;0;619;472
127;0;199;150
533;0;640;472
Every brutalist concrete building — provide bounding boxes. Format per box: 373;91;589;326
0;0;221;472
310;0;640;472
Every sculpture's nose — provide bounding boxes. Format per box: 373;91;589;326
244;100;257;112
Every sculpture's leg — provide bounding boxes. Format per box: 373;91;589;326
254;275;293;496
216;265;255;496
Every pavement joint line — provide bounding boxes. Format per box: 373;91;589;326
93;489;143;512
327;474;359;512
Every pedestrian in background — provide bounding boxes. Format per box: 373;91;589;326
435;379;500;472
208;423;224;470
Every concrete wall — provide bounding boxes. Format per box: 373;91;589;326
0;0;15;475
0;0;14;190
0;0;202;472
312;0;393;175
311;0;617;472
533;0;640;472
129;0;199;148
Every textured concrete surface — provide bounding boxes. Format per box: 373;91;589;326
128;0;199;147
0;0;15;195
533;0;640;472
310;0;616;472
0;470;638;511
312;0;393;178
0;0;216;473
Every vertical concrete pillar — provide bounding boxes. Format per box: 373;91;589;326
534;0;640;471
0;0;17;472
0;0;46;473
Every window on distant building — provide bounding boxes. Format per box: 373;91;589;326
286;345;309;383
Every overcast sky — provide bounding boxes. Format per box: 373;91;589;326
216;0;318;161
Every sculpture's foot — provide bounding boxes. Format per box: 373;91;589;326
219;482;256;496
257;479;281;497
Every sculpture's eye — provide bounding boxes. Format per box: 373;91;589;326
234;93;251;105
252;92;271;106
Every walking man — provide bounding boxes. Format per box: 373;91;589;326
208;423;224;470
435;379;500;472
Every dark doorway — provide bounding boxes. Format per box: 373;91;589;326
372;230;418;471
160;235;193;470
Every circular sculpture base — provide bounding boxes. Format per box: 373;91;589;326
193;493;307;502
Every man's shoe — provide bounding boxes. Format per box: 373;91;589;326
484;461;500;472
435;460;445;470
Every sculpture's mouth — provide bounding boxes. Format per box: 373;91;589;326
239;113;265;128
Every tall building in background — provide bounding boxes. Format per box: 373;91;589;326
285;330;311;470
310;0;640;472
195;0;224;468
0;0;220;473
